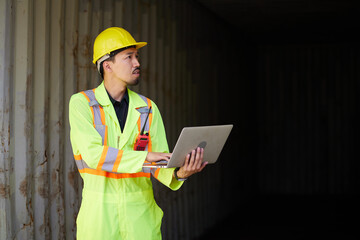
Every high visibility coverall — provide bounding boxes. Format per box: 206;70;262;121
69;82;183;239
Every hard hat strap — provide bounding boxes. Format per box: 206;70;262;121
96;54;111;73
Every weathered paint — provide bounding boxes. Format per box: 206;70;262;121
0;0;12;238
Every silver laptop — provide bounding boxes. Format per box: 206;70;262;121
143;124;233;168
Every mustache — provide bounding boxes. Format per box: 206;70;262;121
132;67;141;73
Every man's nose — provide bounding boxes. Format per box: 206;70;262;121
133;57;140;68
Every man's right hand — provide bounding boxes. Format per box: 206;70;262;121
145;152;172;163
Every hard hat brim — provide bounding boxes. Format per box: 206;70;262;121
134;42;147;49
93;42;147;64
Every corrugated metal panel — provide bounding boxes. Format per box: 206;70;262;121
0;0;228;239
0;0;13;238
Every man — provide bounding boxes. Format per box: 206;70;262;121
69;27;207;239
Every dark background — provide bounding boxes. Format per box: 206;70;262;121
197;0;360;239
3;1;359;239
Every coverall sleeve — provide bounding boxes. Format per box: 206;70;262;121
69;93;147;173
150;102;183;191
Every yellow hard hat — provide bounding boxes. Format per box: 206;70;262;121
93;27;147;64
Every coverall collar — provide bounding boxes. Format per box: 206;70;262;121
95;81;148;109
106;87;129;106
94;81;149;138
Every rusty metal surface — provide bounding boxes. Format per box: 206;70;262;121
0;0;227;239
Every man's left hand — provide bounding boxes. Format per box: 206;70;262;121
176;147;207;179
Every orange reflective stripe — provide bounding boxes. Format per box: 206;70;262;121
91;108;95;127
79;168;151;179
148;137;152;152
146;98;152;107
147;98;152;152
136;117;141;132
75;153;150;179
80;91;96;127
80;91;90;102
112;150;123;172
96;146;108;170
146;98;152;109
146;98;153;130
104;125;108;146
154;168;160;179
98;105;107;145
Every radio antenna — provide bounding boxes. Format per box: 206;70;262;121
140;106;152;135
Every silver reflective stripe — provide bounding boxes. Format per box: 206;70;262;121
95;125;106;145
83;90;102;125
101;147;119;172
75;159;85;170
74;90;154;177
75;158;90;170
150;168;157;176
83;90;96;103
83;90;105;141
136;107;152;114
142;167;151;173
76;153;152;176
89;100;98;107
138;107;150;133
136;94;152;151
137;95;163;178
93;108;103;125
137;94;148;105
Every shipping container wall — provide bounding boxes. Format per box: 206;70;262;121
255;43;360;195
0;0;229;239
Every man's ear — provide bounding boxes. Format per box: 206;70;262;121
103;61;112;73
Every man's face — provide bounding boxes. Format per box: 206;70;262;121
107;47;141;86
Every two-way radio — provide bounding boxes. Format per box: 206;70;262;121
134;106;152;151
